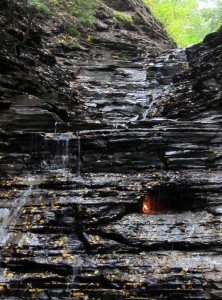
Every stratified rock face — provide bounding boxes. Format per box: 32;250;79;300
0;1;222;299
162;27;222;121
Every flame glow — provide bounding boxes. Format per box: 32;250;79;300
142;195;152;213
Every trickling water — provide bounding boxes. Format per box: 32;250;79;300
112;123;120;129
165;53;170;61
71;266;78;284
71;256;83;284
0;176;37;247
61;136;70;168
55;122;59;134
44;132;73;171
130;115;139;122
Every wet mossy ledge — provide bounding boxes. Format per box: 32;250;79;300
0;0;222;299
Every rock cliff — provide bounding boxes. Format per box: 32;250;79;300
0;0;221;299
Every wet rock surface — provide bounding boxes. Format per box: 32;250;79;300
0;1;222;299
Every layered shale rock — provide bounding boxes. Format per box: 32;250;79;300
0;1;221;299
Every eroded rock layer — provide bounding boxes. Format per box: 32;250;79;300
0;1;221;299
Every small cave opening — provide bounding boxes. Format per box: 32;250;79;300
142;194;164;213
140;186;205;214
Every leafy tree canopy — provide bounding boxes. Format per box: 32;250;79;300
143;0;222;47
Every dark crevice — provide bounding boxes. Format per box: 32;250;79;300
74;204;93;253
1;260;73;276
88;228;142;248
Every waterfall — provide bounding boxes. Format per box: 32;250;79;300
42;130;83;175
43;132;73;172
55;122;59;134
53;132;73;171
71;256;83;285
0;176;36;247
61;134;70;169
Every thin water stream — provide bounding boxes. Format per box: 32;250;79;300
0;175;40;247
43;131;74;172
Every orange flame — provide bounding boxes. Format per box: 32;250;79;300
142;195;152;213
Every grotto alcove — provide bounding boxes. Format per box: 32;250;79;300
141;185;206;214
0;0;222;299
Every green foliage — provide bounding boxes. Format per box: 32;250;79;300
143;0;222;47
63;23;79;37
67;37;80;49
114;10;134;24
200;1;222;32
27;0;50;13
59;0;96;38
53;0;96;26
58;34;80;48
27;0;96;26
64;0;96;26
